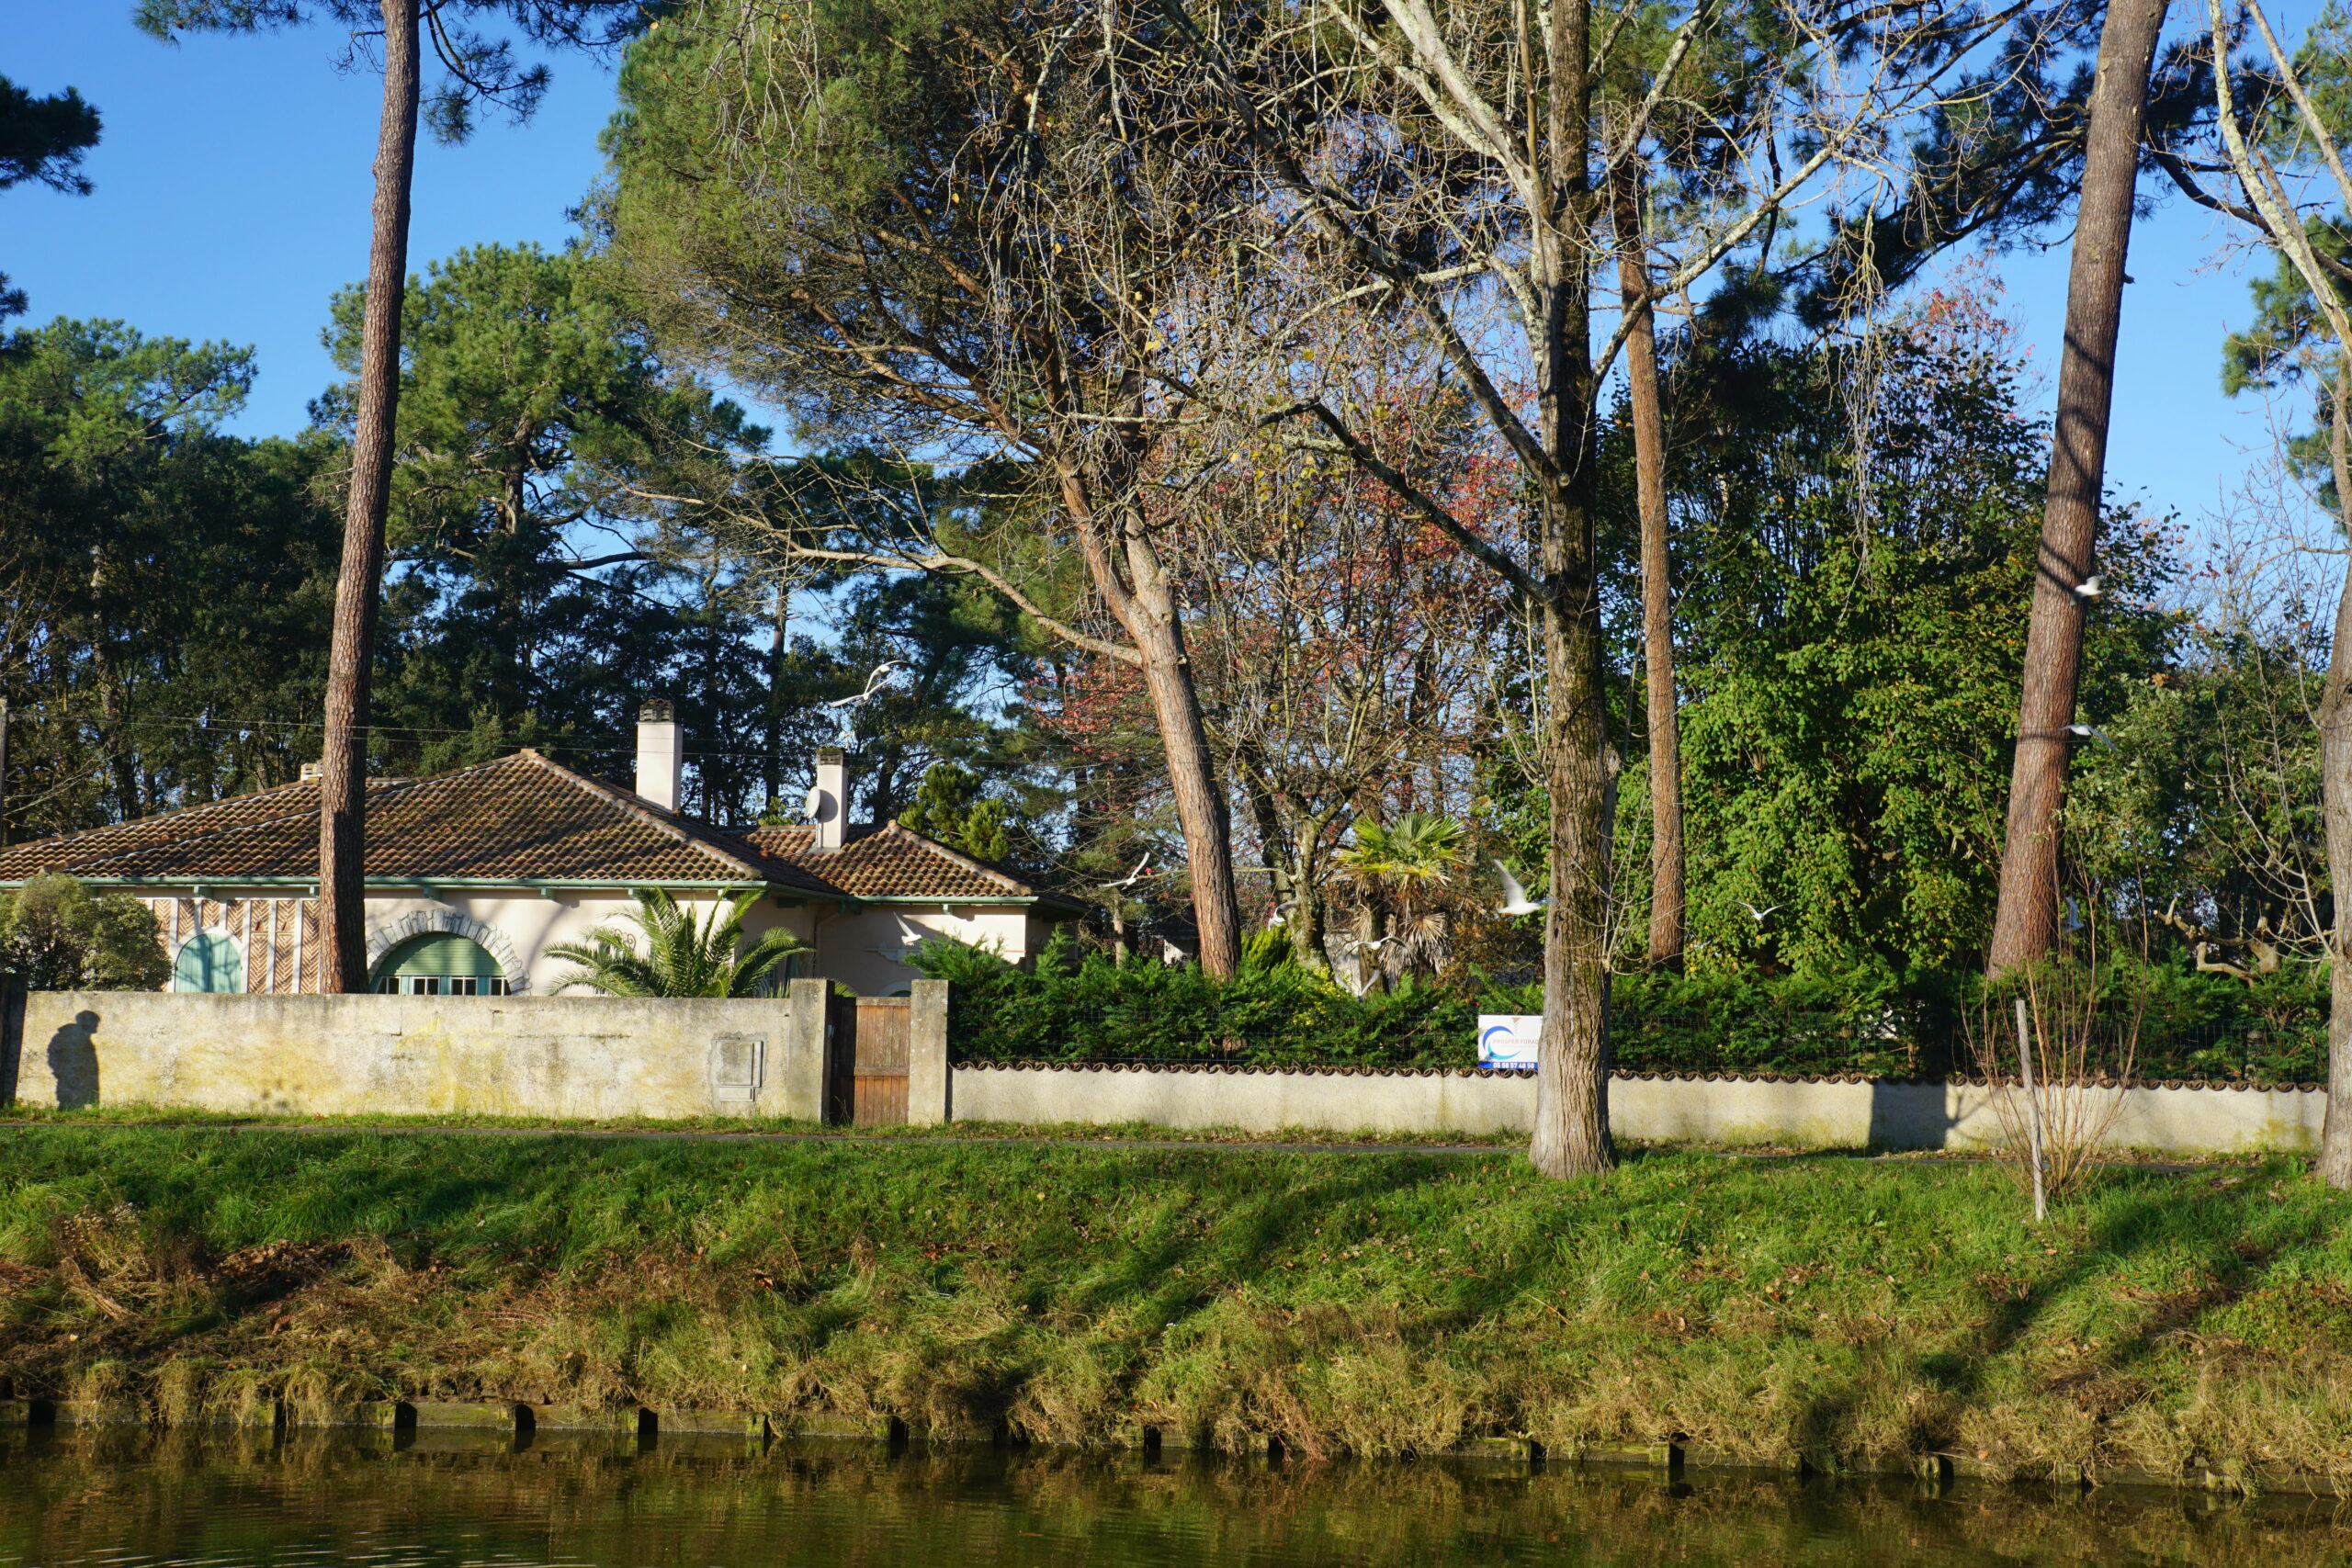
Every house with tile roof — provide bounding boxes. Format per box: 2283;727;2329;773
0;704;1082;998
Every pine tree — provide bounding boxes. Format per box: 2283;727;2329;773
137;0;654;991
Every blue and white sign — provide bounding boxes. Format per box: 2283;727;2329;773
1477;1014;1542;1070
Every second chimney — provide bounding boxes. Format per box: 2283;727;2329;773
809;746;848;851
636;699;682;812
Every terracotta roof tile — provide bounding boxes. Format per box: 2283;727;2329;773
744;822;1047;901
0;751;1073;909
0;752;837;895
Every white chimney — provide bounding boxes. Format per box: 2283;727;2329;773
808;746;848;851
635;699;682;811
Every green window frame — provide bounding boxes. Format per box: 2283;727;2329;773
173;931;243;994
370;932;511;997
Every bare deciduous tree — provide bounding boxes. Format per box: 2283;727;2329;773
2194;0;2352;1181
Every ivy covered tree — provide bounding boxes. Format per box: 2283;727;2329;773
1530;292;2179;980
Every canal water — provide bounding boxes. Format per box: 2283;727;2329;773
4;1428;2351;1567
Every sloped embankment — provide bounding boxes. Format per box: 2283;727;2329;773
3;1126;2350;1485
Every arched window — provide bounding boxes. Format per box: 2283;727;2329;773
372;932;511;997
173;932;243;994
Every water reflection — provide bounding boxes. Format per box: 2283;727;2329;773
3;1428;2350;1567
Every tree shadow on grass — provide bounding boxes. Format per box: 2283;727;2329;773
1077;1153;1488;1329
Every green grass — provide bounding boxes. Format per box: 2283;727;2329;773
5;1127;2352;1485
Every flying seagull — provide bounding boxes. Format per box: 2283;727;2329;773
822;660;901;710
1102;857;1153;891
1493;860;1546;917
2064;723;2119;753
820;660;902;743
2073;575;2105;599
1736;900;1781;923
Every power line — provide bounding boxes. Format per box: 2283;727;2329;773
4;711;924;766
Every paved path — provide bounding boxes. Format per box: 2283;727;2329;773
0;1119;1518;1158
0;1119;2214;1170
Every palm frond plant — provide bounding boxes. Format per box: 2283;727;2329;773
1334;813;1465;990
548;887;806;998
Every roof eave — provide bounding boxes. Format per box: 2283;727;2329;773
0;874;848;903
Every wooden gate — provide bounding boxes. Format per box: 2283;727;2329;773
830;995;910;1126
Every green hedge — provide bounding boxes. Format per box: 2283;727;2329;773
910;933;2330;1082
910;930;1490;1067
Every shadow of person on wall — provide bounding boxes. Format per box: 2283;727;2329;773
47;1010;99;1109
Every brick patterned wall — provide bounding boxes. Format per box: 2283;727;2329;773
145;897;322;993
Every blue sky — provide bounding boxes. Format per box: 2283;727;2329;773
7;9;616;434
5;7;2298;533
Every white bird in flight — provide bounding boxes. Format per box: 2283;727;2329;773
822;660;902;710
2073;575;2105;599
1492;860;1546;917
1737;900;1781;923
1102;857;1152;891
2064;723;2119;753
820;660;902;744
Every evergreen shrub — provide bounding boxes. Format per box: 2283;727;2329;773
910;933;2328;1081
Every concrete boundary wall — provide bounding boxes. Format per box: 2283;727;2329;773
2;988;845;1122
0;986;2319;1155
951;1063;2328;1156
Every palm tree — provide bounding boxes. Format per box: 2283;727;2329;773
1334;813;1464;990
548;888;806;998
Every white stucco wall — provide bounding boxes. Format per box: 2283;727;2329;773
147;886;1060;998
815;904;1035;997
358;892;820;996
949;1065;2330;1156
153;887;824;997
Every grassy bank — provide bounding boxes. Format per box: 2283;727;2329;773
4;1127;2351;1484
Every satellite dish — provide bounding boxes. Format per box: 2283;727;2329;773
803;786;825;821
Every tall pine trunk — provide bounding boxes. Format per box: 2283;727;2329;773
1528;0;1616;1179
1985;0;2168;976
317;0;421;993
1611;157;1685;970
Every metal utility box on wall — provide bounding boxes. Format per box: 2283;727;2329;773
709;1034;764;1104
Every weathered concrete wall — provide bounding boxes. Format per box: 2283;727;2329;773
950;1064;2329;1156
952;1064;1539;1136
5;990;826;1122
4;988;2319;1156
906;980;950;1128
